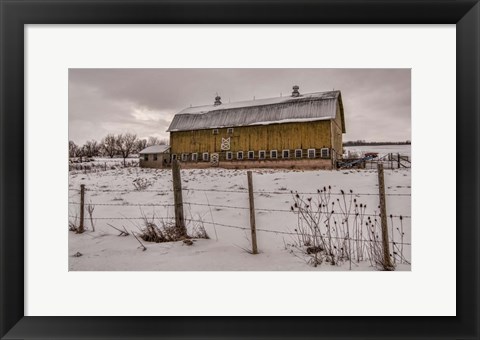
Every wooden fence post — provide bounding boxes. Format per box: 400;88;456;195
397;153;401;169
78;184;85;233
377;163;393;270
172;160;187;237
247;171;258;254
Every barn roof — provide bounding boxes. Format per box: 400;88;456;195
167;90;346;133
139;145;170;154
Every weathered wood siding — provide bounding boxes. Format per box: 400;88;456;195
179;158;333;170
170;120;332;155
331;104;344;159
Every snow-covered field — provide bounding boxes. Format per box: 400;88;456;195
69;157;139;174
69;147;411;271
344;144;411;159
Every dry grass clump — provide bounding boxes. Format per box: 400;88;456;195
139;221;182;243
190;221;210;240
136;216;209;244
69;213;78;231
68;214;83;233
132;177;153;191
289;186;402;270
69;220;78;232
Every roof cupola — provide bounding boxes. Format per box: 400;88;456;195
291;85;300;97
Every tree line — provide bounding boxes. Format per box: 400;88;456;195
69;133;168;166
343;140;411;147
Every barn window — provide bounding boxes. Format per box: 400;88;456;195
144;154;149;161
182;153;188;161
320;148;330;159
282;150;290;159
307;149;316;158
191;153;198;161
172;154;177;161
270;150;278;159
295;149;302;158
153;154;158;161
212;129;219;135
203;152;209;161
227;128;234;134
259;150;266;159
248;151;254;160
226;151;233;160
237;151;244;160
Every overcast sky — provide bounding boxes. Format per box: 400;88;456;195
69;68;410;145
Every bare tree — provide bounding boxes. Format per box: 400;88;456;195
69;140;78;159
137;138;147;151
84;139;100;158
146;136;169;146
116;133;138;166
101;134;117;158
147;136;160;146
74;144;85;163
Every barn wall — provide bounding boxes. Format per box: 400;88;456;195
331;104;344;159
178;158;333;170
170;120;332;156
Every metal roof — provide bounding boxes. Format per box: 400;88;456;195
167;90;345;132
139;145;170;154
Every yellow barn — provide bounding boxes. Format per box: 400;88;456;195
167;86;346;169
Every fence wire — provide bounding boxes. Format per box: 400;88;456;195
68;199;411;219
68;214;411;247
75;187;410;197
69;201;174;207
183;187;410;197
69;215;173;221
68;167;411;266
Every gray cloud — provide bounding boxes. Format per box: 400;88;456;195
69;68;410;144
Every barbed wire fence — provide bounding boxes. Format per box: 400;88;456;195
68;159;139;175
68;161;411;270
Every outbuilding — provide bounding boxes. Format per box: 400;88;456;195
139;145;171;168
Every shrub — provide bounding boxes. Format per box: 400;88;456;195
132;177;153;191
289;187;396;270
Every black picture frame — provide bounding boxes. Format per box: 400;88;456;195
1;1;479;339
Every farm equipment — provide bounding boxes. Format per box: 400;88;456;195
337;153;378;169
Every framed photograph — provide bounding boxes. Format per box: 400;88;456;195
67;68;412;272
1;0;478;339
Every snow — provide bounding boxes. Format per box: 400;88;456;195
177;91;339;115
68;157;139;175
345;144;411;159
69;147;411;271
167;91;340;132
169;117;332;131
247;117;331;126
70;157;139;167
139;145;170;154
